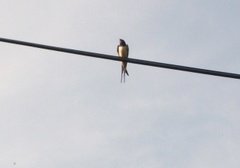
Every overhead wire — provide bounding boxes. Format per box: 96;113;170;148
0;37;240;80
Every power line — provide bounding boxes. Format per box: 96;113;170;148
0;37;240;80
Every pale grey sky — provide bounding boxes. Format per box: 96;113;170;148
1;0;240;168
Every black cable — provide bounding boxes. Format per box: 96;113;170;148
0;37;240;80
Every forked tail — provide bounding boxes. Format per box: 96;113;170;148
121;65;129;83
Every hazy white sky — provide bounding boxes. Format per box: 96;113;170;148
1;0;240;168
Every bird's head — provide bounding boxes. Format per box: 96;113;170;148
119;39;126;45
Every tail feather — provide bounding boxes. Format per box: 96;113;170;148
122;65;129;75
125;69;129;76
121;65;129;83
121;66;124;83
120;63;129;83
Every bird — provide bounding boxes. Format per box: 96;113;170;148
117;39;129;83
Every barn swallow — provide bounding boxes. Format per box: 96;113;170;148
117;39;129;83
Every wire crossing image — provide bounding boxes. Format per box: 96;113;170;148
0;37;240;80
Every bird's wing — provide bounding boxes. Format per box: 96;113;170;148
126;45;129;57
117;45;120;55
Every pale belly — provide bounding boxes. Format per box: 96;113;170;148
118;46;128;58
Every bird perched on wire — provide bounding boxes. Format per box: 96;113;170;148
117;39;129;83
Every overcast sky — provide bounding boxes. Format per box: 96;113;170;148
1;0;240;168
